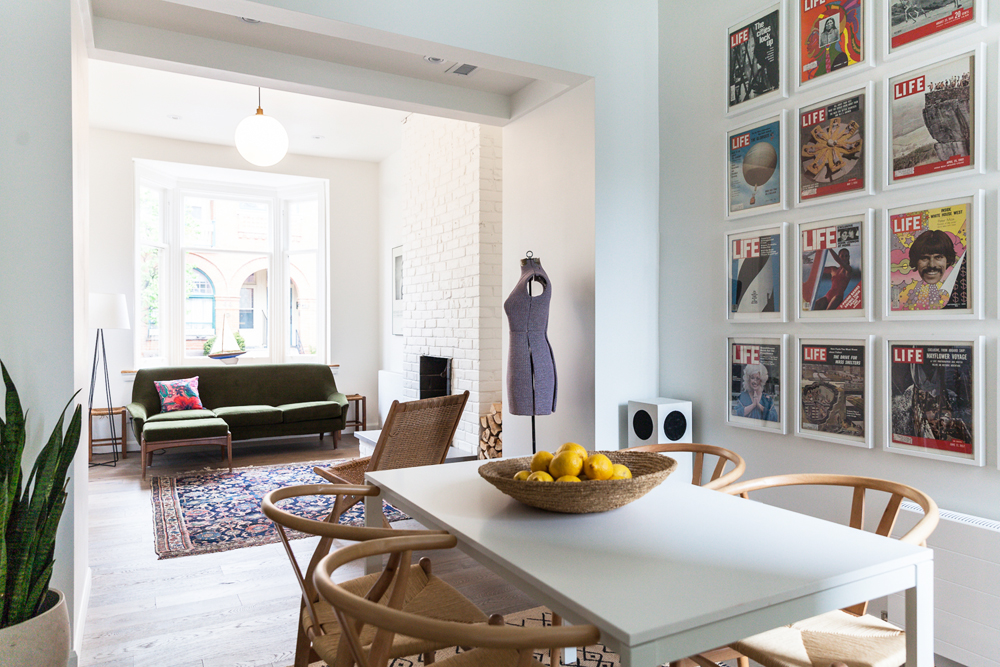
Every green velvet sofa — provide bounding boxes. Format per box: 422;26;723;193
127;364;349;474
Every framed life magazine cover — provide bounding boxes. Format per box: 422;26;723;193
884;337;983;466
728;334;787;433
883;192;982;320
796;335;872;448
886;46;983;188
727;222;786;322
796;0;872;90
885;0;985;58
797;84;872;205
797;211;872;321
727;2;786;116
726;111;786;218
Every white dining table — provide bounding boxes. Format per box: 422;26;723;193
366;460;934;667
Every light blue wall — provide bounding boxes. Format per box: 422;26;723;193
659;0;1000;521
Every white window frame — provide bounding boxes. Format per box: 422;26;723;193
134;161;328;368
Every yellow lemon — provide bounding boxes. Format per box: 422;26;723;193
610;463;632;480
513;470;531;481
555;475;581;483
556;442;589;459
526;470;554;482
530;450;555;473
583;453;614;481
548;451;585;479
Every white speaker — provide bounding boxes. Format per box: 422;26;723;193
627;398;693;447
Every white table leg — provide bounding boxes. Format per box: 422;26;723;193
905;558;934;667
364;492;382;575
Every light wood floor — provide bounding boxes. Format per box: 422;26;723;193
81;434;537;667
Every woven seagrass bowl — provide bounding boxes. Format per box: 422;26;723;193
478;450;677;514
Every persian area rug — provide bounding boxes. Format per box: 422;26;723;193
150;460;408;559
298;607;623;667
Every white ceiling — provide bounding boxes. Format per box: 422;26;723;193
89;59;410;163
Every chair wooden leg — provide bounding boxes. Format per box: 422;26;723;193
552;612;563;666
293;609;312;667
141;434;148;480
738;657;749;667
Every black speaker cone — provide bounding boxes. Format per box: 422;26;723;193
663;411;687;441
632;409;654;441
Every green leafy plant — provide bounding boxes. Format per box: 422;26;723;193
202;331;246;356
0;361;81;628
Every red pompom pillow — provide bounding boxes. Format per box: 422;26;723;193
154;377;204;412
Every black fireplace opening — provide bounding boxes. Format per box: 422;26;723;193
419;356;452;399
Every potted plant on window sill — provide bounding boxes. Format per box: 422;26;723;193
0;361;81;665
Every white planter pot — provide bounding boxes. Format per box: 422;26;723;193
0;589;70;666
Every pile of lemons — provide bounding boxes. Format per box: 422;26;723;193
513;442;632;482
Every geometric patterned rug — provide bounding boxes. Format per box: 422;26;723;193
296;607;623;667
150;460;408;559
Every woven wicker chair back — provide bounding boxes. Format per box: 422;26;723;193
368;392;470;472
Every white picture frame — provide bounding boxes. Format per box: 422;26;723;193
796;210;873;322
726;222;787;322
727;1;788;117
883;336;983;466
794;0;873;92
727;334;788;434
883;0;986;60
726;110;787;219
884;45;984;190
796;334;873;448
391;244;403;336
882;191;983;320
795;82;874;207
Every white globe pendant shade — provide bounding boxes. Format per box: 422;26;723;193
235;108;289;166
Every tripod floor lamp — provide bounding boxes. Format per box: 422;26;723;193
89;293;130;467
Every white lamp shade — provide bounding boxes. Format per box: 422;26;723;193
89;293;131;330
235;111;289;167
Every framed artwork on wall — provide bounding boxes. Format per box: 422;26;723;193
391;245;403;336
882;192;982;320
726;222;786;322
796;84;872;205
727;2;786;116
885;46;983;188
796;211;872;321
795;0;871;90
727;334;787;434
885;0;985;58
796;335;872;448
884;336;983;466
726;111;786;219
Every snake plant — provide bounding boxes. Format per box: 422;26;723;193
0;360;81;628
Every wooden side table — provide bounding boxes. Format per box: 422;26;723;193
89;406;127;462
344;394;366;432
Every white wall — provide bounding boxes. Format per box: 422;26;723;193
659;0;1000;521
251;0;660;448
0;0;85;652
379;149;405;379
503;81;597;455
89;128;383;442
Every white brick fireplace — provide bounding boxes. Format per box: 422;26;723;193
399;115;503;452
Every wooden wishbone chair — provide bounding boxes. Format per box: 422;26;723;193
314;533;602;667
261;483;490;667
623;442;746;490
685;474;939;667
312;391;470;524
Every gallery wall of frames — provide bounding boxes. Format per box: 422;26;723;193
723;0;995;467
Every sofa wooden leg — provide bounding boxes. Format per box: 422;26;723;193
333;429;340;447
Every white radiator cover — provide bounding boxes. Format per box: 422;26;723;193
887;502;1000;667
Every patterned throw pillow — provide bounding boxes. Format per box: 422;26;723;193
154;377;204;412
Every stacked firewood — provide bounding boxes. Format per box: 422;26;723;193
479;402;502;459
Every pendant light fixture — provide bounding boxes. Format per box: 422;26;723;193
235;87;289;166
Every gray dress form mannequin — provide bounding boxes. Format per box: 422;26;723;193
504;255;557;425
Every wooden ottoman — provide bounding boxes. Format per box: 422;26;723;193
141;417;232;480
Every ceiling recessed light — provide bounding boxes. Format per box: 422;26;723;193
240;17;261;24
167;114;181;121
311;135;325;140
423;56;446;64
